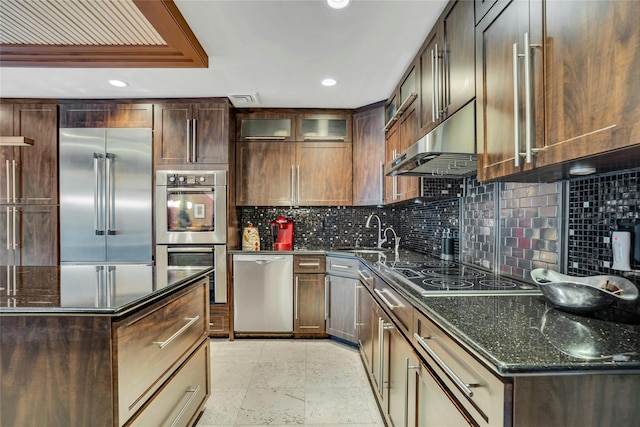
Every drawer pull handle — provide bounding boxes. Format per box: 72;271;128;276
298;262;320;267
374;288;396;310
332;264;352;270
414;333;478;398
169;385;201;427
153;316;200;349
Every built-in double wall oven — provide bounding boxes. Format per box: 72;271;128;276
155;170;227;303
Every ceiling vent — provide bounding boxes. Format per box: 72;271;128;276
228;93;261;107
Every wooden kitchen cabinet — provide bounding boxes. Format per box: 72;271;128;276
476;0;640;182
397;98;420;201
235;141;352;206
353;103;386;206
296;112;352;142
0;102;58;204
236;111;294;141
419;0;475;137
294;255;326;337
0;205;58;266
384;121;401;204
59;102;153;128
154;100;230;165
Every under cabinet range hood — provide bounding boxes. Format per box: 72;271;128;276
385;101;477;178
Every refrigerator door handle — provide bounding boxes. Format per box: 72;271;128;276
105;153;116;235
5;160;10;204
11;159;16;204
5;206;10;251
93;153;105;235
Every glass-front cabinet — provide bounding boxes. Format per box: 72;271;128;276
237;112;293;141
296;112;351;142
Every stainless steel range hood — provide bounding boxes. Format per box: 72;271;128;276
385;101;476;178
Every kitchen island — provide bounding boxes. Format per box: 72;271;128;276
0;264;211;427
328;249;640;426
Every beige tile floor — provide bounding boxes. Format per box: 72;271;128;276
196;338;385;426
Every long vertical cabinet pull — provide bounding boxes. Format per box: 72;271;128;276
405;357;420;427
434;43;440;120
295;276;299;320
192;118;197;163
5;206;9;251
512;41;521;168
431;49;437;123
296;165;301;207
290;165;295;207
353;282;358;334
324;276;329;320
12;206;16;250
378;317;384;395
379;161;385;204
5;160;9;204
186;119;192;163
11;160;16;204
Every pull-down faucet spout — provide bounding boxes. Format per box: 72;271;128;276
365;213;386;248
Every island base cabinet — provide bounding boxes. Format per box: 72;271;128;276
127;340;209;427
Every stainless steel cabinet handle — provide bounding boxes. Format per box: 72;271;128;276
167;247;214;253
245;136;286;140
5;160;9;204
379;161;384;203
186;119;191;162
11;159;16;204
296;164;300;206
5;207;10;251
434;43;440;120
414;333;478;398
12;206;17;250
105;153;115;235
295;276;299;320
298;261;320;267
431;49;437;122
303;136;345;141
169;385;201;427
331;263;352;270
290;165;295;207
153;316;200;349
374;288;396;310
523;32;543;164
512;41;521;168
167;187;216;193
324;276;329;320
378;317;384;394
404;357;420;427
192;119;197;162
353;283;358;331
358;268;372;282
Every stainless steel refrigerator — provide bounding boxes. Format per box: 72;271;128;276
59;128;152;264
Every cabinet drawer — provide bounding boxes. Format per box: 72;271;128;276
128;340;209;427
115;280;208;424
326;256;360;278
413;309;509;427
373;277;412;338
294;255;325;273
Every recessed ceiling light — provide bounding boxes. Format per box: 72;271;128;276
326;0;351;10
322;78;337;87
109;79;128;88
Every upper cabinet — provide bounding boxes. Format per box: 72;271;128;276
59;103;152;128
419;0;475;136
237;112;294;142
476;0;640;181
0;102;58;205
296;113;351;142
353;103;385;206
154;99;230;166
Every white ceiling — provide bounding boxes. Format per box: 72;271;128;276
0;0;448;109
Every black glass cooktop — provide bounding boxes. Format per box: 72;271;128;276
378;260;540;296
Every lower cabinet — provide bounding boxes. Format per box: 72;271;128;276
294;254;327;337
326;274;358;343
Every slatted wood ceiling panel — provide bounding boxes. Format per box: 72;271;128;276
0;0;165;46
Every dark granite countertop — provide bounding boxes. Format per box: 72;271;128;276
0;265;212;316
328;249;640;376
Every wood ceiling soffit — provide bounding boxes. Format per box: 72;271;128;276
0;0;208;68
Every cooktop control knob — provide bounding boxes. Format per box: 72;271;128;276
178;176;186;183
168;176;176;183
199;176;206;182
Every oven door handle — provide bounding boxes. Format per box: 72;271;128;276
166;187;215;193
166;247;214;253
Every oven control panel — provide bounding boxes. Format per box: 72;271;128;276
159;170;227;186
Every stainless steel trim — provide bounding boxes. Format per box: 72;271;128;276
153;316;200;349
295;276;299;320
513;41;521;168
414;333;476;398
186;119;191;162
374;288;396;310
245;136;286;140
169;385;201;427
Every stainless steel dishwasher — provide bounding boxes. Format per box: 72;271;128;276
233;254;293;333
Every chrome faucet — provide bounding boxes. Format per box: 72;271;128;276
365;213;386;248
383;227;401;256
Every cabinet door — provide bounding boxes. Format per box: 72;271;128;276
384;122;400;204
237;113;294;141
419;29;442;135
154;103;192;165
14;104;58;204
475;0;532;181
2;205;59;266
443;0;476;117
397;100;420;201
539;0;640;166
235;141;295;206
326;275;358;343
297;113;352;142
59;103;152;128
353;105;385;206
294;273;326;335
388;327;415;427
296;142;352;206
193;103;229;164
